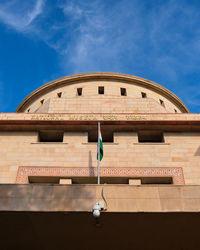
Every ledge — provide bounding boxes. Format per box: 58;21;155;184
0;184;200;212
133;143;170;145
82;142;119;145
1;113;200;127
31;142;68;144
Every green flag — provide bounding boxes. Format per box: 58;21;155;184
97;125;103;161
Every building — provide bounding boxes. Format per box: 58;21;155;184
0;72;199;249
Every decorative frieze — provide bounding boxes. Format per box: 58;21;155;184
16;166;184;184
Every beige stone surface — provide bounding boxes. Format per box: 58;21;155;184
0;72;199;249
1;112;200;122
0;128;200;184
16;73;188;113
0;73;198;185
59;179;72;184
0;184;200;212
23;80;182;114
129;179;141;185
1;112;200;123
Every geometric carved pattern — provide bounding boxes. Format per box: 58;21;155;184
16;166;185;184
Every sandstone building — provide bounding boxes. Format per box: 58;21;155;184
0;72;199;250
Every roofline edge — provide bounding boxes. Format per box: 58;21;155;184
16;72;189;113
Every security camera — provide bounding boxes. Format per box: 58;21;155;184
93;209;100;218
92;203;101;218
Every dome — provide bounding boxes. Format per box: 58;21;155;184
16;72;189;114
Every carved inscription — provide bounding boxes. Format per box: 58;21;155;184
0;113;148;121
69;115;98;120
68;114;147;121
31;114;64;120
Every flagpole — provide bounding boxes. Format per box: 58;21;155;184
97;122;100;184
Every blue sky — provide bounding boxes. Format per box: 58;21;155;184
0;0;200;112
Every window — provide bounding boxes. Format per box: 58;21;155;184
138;131;164;143
141;92;147;98
29;177;72;184
88;129;113;142
160;99;165;107
174;109;177;113
29;176;60;184
27;109;30;113
129;177;172;185
39;131;64;142
57;92;62;98
98;86;104;94
68;177;129;184
121;88;127;96
40;99;44;104
141;177;172;184
77;88;82;96
29;176;172;185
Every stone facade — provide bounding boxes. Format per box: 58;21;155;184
23;81;182;114
16;73;188;113
0;72;199;186
0;72;200;250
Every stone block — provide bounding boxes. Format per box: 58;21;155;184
59;179;72;185
129;179;141;185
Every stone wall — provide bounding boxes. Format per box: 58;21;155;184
0;184;200;212
24;81;182;113
0;129;200;184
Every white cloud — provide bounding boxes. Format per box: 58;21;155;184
59;0;143;73
0;0;200;77
59;0;200;77
0;0;200;111
61;2;84;20
2;0;199;79
57;0;200;113
27;0;44;26
0;0;45;32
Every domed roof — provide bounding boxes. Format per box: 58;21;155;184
16;72;189;114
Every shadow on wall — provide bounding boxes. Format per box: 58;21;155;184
0;183;97;212
89;150;95;177
194;146;200;156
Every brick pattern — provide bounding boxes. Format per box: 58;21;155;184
16;166;184;184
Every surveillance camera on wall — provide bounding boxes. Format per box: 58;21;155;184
92;201;104;218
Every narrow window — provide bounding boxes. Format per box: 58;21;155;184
98;86;104;94
88;129;113;142
121;88;127;96
40;99;44;104
141;177;172;184
29;176;60;184
138;131;164;143
39;131;64;142
129;177;172;185
27;109;30;113
141;92;147;98
68;177;130;184
174;109;177;113
88;130;97;142
77;88;82;96
57;92;62;98
160;99;165;107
